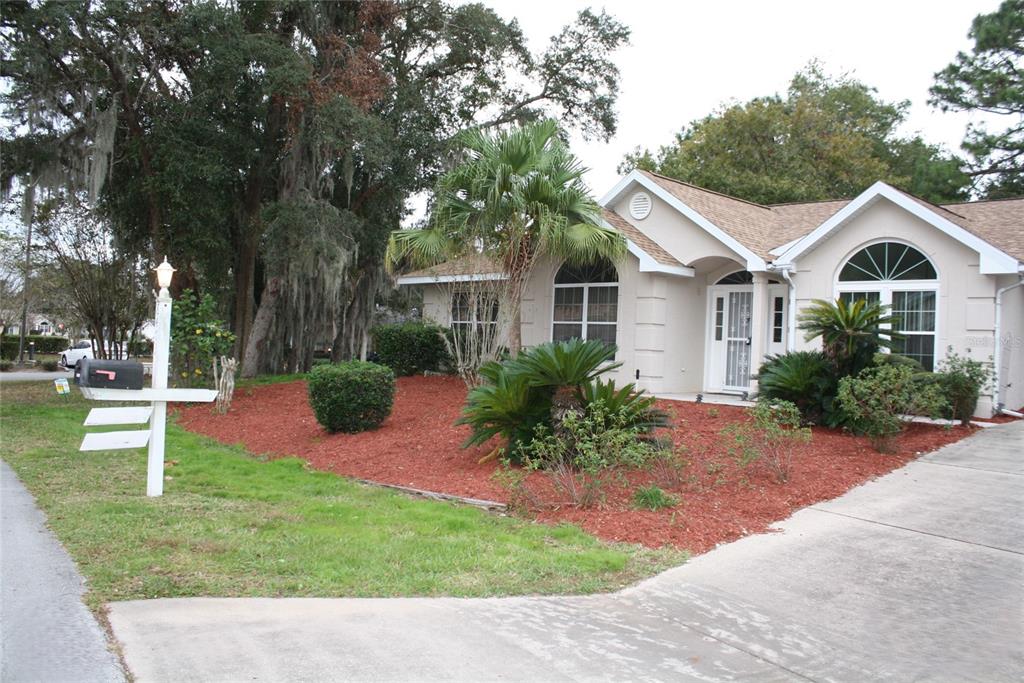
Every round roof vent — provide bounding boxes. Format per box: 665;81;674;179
629;192;652;220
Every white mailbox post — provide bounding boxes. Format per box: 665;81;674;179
78;258;217;497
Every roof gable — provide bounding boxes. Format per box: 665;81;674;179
602;173;1022;273
600;170;768;270
775;182;1020;274
600;209;694;277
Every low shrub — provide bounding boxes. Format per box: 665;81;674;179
307;361;395;433
0;360;12;372
933;348;992;425
520;401;661;508
632;485;678;511
1;335;70;359
756;351;836;425
837;365;948;453
873;352;924;372
458;340;666;464
724;400;811;483
40;359;60;372
371;322;449;376
647;447;690;489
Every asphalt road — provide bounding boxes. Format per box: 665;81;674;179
107;421;1024;682
0;369;73;383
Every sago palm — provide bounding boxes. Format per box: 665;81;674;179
456;360;553;462
798;298;898;377
387;120;626;355
505;338;621;428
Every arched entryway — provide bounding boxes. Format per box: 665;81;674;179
704;270;784;393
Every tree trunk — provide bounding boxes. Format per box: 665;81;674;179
241;276;281;378
508;306;522;356
232;236;258;359
17;217;31;363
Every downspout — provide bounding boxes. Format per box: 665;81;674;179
993;270;1024;417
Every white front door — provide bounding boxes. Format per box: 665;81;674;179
706;287;753;392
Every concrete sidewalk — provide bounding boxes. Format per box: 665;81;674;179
1;461;125;682
108;421;1023;682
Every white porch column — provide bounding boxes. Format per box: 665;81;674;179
749;272;771;396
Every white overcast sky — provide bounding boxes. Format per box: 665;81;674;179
474;0;1004;196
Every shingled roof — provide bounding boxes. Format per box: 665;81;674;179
398;176;1022;284
940;197;1024;262
601;208;683;268
398;253;503;280
396;211;685;283
634;171;1023;263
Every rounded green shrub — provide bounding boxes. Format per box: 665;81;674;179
371;322;449;376
307;361;395;433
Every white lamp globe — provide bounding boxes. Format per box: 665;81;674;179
155;257;175;290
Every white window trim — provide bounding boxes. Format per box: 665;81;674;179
549;279;619;345
833;240;941;369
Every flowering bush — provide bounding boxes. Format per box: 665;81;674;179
171;290;235;388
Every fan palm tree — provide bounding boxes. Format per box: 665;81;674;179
387;120;626;360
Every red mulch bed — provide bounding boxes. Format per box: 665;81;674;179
177;376;977;554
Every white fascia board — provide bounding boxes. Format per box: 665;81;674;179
600;170;766;271
776;181;1020;274
626;240;695;277
395;273;507;286
598;170;646;207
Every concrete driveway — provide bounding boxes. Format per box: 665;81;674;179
108;421;1023;682
1;462;125;682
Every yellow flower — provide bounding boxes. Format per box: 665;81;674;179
195;328;202;335
215;332;221;337
180;372;187;378
195;368;202;375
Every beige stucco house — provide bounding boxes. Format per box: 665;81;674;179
397;170;1024;417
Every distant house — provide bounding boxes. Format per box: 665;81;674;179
398;171;1024;417
5;314;65;337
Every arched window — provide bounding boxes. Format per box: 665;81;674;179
839;242;937;282
552;259;618;348
714;271;779;285
836;242;939;370
716;270;753;285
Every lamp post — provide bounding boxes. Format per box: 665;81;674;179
147;257;175;496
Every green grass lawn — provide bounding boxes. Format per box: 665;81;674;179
0;382;685;608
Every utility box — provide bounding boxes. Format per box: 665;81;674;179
75;359;145;390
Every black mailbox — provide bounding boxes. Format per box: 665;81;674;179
75;358;145;390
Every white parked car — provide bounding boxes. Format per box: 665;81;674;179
59;341;129;368
59;341;95;368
